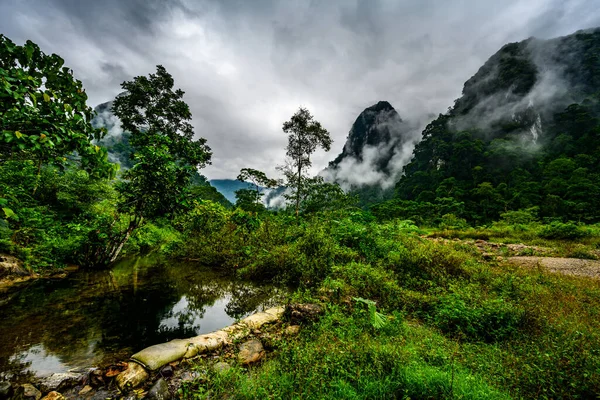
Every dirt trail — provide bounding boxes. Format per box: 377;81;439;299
508;256;600;279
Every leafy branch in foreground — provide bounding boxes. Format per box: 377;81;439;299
353;297;388;329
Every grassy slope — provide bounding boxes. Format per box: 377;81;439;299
175;218;600;399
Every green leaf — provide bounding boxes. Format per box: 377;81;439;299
2;207;18;220
14;130;23;139
43;92;50;102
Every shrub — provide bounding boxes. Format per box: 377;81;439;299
430;292;525;342
539;221;590;240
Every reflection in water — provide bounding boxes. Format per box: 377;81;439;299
0;257;284;380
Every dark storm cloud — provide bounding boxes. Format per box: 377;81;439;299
1;0;599;179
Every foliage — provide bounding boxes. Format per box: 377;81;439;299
279;107;332;217
112;65;212;220
0;35;114;177
394;30;600;225
353;297;388;329
234;168;278;212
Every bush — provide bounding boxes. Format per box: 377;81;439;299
539;221;590;240
430;291;525;342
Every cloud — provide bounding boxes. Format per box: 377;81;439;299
1;0;599;179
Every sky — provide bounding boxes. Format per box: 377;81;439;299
1;0;599;180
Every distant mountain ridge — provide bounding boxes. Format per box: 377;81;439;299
390;28;600;223
208;179;253;204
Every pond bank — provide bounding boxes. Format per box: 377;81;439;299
0;303;323;400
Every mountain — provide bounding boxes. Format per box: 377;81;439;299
322;101;418;205
386;28;600;224
208;179;254;204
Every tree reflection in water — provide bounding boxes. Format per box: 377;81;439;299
0;256;285;381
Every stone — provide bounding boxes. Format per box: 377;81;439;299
15;384;41;400
39;372;80;392
41;391;65;400
238;339;264;365
179;371;198;383
287;303;324;324
145;378;171;400
284;325;300;336
159;365;174;378
115;362;149;391
212;362;231;374
0;254;28;279
79;385;93;395
0;381;13;399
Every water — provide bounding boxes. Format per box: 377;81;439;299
0;256;284;381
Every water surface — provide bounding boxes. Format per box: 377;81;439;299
0;257;283;380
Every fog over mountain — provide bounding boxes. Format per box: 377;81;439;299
2;0;599;181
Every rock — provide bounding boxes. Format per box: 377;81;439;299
145;378;170;400
115;362;149;391
482;252;495;260
15;384;41;400
159;365;174;378
0;254;28;279
287;303;324;324
179;371;198;383
238;339;264;365
0;381;13;399
39;372;80;392
284;325;300;336
213;362;231;374
79;385;93;395
41;391;65;400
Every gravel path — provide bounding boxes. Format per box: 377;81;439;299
508;256;600;279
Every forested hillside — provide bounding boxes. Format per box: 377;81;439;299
378;29;600;224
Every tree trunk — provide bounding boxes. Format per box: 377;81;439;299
107;215;143;263
295;161;302;219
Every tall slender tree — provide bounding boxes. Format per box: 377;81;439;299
280;107;332;217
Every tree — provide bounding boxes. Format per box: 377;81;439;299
280;107;332;218
0;35;113;179
301;177;357;214
99;65;211;264
235;168;278;212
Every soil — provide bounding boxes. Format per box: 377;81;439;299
508;256;600;279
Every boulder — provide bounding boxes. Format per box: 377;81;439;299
115;362;149;391
14;384;41;400
38;372;80;392
41;391;65;400
287;303;324;324
0;254;28;279
145;378;170;400
238;339;264;365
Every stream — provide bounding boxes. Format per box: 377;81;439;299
0;256;284;382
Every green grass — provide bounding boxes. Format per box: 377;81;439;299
178;221;600;399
